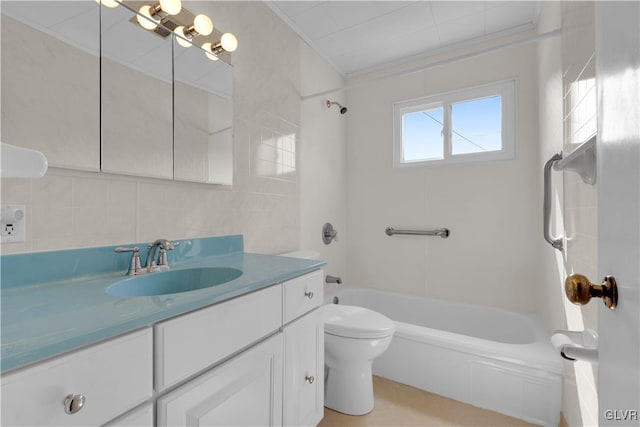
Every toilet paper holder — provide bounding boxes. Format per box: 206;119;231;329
552;329;598;363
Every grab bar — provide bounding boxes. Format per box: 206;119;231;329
543;152;563;251
385;227;450;238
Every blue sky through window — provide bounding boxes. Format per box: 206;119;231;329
403;107;444;161
452;96;502;154
401;96;502;162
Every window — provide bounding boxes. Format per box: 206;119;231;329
393;79;516;167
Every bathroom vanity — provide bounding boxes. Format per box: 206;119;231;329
0;236;325;426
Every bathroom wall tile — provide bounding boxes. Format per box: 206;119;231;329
299;48;347;276
161;208;188;241
0;178;32;204
206;190;243;237
72;176;108;208
32;236;75;252
242;195;299;254
1;241;32;255
31;174;73;208
72;205;109;248
137;182;167;242
105;179;137;245
31;205;73;246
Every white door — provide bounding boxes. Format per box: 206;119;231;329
595;2;640;425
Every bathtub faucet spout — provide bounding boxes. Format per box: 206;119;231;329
326;275;342;285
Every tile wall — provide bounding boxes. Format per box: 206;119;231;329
345;39;541;312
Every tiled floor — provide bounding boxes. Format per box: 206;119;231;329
318;376;539;427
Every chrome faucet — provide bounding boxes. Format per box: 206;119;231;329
114;239;178;276
145;239;176;272
326;275;342;285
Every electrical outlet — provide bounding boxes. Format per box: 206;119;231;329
1;205;26;243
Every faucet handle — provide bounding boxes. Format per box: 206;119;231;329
114;247;143;276
157;248;170;270
115;246;140;253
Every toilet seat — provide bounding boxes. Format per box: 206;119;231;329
323;304;395;339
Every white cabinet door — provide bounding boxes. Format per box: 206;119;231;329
284;309;324;427
157;334;283;427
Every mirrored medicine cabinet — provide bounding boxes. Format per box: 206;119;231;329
0;0;234;186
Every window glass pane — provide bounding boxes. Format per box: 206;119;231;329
402;107;444;161
451;96;502;155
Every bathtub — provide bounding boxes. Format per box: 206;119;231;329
327;287;562;427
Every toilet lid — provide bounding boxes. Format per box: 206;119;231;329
323;304;396;339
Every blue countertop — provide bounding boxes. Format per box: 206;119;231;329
1;236;324;373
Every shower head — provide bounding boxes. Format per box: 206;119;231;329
326;100;348;115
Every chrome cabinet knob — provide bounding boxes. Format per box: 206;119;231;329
304;290;314;299
565;274;618;309
305;375;315;384
63;394;85;414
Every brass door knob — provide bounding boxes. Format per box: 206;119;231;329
565;274;618;309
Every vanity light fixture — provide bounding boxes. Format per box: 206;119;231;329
202;33;238;60
174;14;213;48
136;0;182;31
96;0;237;62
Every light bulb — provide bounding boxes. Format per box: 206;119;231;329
159;0;181;15
174;26;192;48
202;42;219;61
220;33;238;52
95;0;119;8
193;14;213;36
137;5;158;30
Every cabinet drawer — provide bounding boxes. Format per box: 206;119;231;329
155;284;282;391
1;328;152;427
283;270;323;323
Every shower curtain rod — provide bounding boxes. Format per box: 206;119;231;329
300;28;561;101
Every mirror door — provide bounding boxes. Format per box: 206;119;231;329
1;1;100;171
100;3;173;179
173;36;234;185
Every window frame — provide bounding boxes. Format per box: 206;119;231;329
393;79;516;168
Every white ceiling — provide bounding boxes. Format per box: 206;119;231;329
267;1;542;76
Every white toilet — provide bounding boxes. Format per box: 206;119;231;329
323;303;395;415
279;250;396;416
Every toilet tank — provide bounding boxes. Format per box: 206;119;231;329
279;251;320;260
